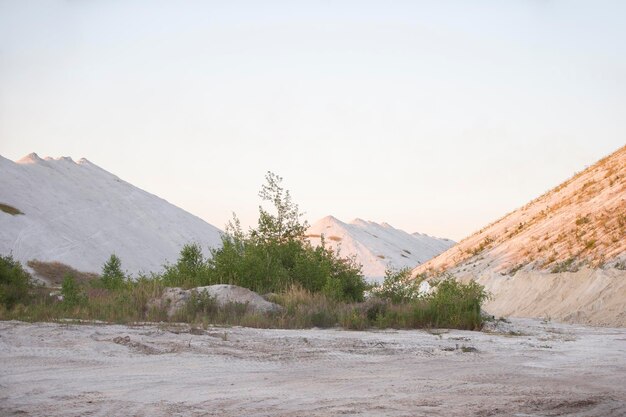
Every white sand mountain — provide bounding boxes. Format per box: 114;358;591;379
412;145;626;326
306;216;454;283
0;153;222;275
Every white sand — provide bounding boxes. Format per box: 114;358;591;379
1;319;624;416
308;215;454;283
0;153;222;276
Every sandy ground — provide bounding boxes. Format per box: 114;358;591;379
1;319;625;417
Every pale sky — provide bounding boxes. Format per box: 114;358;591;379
1;1;624;241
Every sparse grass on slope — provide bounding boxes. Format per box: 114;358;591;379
27;260;99;286
0;203;23;216
414;145;626;276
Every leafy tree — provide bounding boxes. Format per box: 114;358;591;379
254;171;309;244
101;254;125;289
0;255;32;308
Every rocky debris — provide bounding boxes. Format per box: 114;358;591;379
150;284;283;318
112;335;161;355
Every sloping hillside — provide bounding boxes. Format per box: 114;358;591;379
414;146;626;277
307;216;454;282
0;153;222;276
412;146;626;326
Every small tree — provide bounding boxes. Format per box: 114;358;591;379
101;254;125;290
161;243;212;287
254;172;309;244
176;243;205;277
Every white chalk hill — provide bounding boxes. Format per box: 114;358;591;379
306;216;454;283
0;153;222;275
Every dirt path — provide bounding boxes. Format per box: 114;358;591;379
1;319;624;416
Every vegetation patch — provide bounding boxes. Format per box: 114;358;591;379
508;263;525;276
551;257;578;273
0;255;32;309
470;236;495;256
27;260;99;286
0;203;23;216
575;215;591;226
0;172;490;331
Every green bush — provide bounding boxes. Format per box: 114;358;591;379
188;172;368;301
61;274;85;307
151;172;366;301
426;277;489;330
0;255;32;308
374;267;422;303
174;289;219;322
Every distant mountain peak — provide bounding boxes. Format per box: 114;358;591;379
307;215;454;283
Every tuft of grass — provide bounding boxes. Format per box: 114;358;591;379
0;203;23;216
575;216;591;226
614;261;626;271
470;236;495;256
507;263;525;276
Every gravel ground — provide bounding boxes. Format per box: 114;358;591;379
1;318;624;416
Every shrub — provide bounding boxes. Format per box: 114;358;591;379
61;274;85;307
205;172;367;302
0;255;32;308
426;277;489;330
374;267;422;303
174;290;219;322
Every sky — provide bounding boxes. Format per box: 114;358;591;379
1;0;624;241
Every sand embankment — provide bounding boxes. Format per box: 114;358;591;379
471;268;626;327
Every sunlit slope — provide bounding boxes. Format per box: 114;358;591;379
410;146;626;326
414;145;626;277
0;153;222;275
